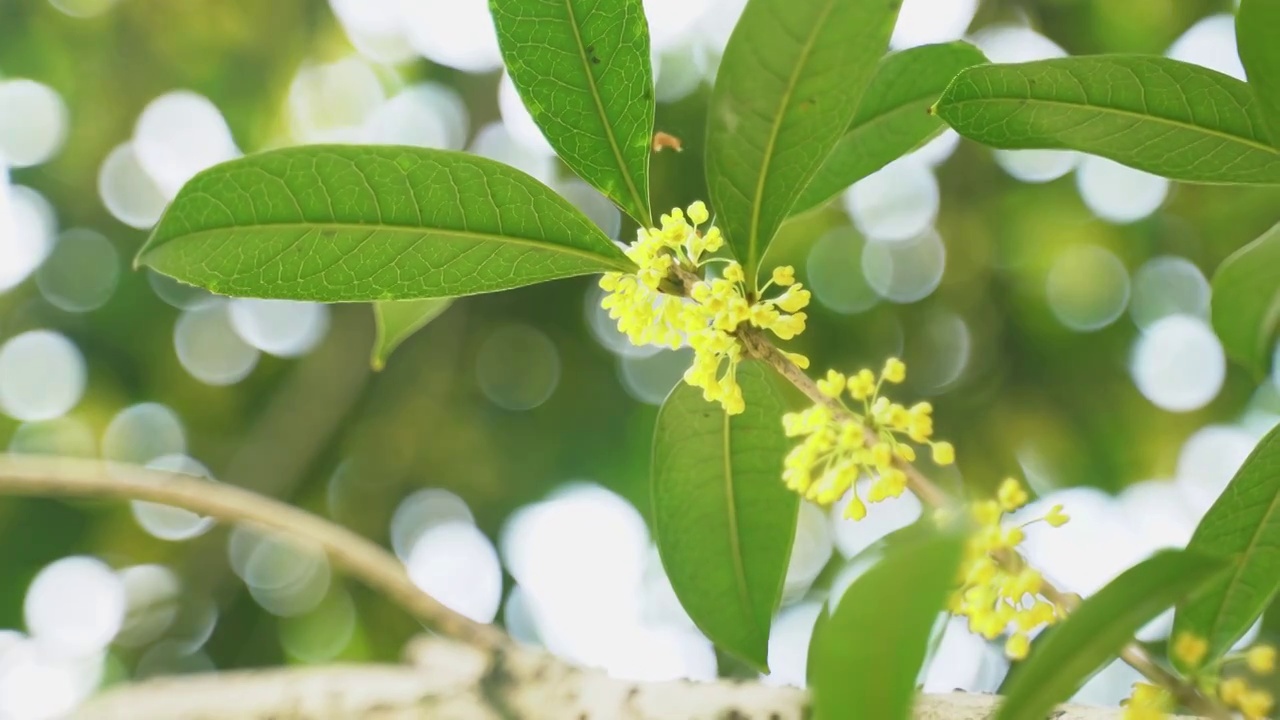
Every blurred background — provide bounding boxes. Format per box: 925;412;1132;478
1;0;1279;716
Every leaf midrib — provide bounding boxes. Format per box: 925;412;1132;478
722;411;757;637
942;93;1280;156
747;0;837;279
562;0;649;225
1204;488;1280;650
142;221;635;272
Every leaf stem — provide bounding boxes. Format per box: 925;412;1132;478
0;454;508;652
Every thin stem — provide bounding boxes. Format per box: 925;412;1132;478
0;454;507;652
668;262;1229;718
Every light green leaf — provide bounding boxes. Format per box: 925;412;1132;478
792;41;989;216
136;146;634;301
652;361;798;670
1238;0;1280;145
491;0;654;225
706;0;901;286
1211;221;1280;375
999;550;1229;720
371;298;454;370
934;55;1280;185
808;528;963;720
1174;422;1280;668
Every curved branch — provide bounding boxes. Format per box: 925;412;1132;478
0;454;506;651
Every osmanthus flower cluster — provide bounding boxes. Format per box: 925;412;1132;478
948;478;1070;660
780;359;955;519
1143;632;1279;720
599;203;810;414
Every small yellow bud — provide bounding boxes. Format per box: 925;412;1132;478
931;441;955;466
771;265;796;287
1240;689;1275;719
997;478;1028;512
723;262;745;284
882;357;906;384
783;351;810;370
848;370;876;400
1247;645;1276;675
687;201;709;225
1173;632;1209;668
1005;633;1030;660
1044;504;1070;527
1220;677;1248;705
844;495;867;521
817;370;846;398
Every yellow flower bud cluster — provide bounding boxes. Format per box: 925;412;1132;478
950;478;1068;660
1121;682;1174;720
1209;640;1277;720
780;358;954;520
599;203;812;415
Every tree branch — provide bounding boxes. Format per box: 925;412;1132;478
0;454;505;651
73;636;1196;720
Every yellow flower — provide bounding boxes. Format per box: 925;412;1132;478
1247;644;1276;674
1122;682;1173;720
1173;632;1209;668
817;370;846;398
1005;632;1030;660
771;265;796;287
1044;504;1070;527
687;200;709;225
1240;689;1275;720
997;478;1028;512
931;441;955;466
1221;677;1249;705
882;357;906;383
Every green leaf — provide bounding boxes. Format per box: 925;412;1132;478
808;528;964;720
999;550;1229;720
1174;422;1280;668
1210;221;1280;375
1237;0;1280;145
651;360;799;670
136;146;634;301
934;55;1280;185
706;0;901;286
371;298;454;370
491;0;654;225
792;41;989;216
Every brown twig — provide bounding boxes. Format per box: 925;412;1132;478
0;454;507;652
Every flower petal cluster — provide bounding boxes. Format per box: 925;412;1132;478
599;203;810;414
1121;682;1174;720
950;479;1068;660
780;358;954;519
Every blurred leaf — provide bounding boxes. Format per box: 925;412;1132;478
808;527;963;720
706;0;901;287
371;298;453;370
934;56;1280;185
137;146;634;301
1238;0;1280;145
651;361;798;670
1174;422;1280;668
792;41;988;215
1211;221;1280;374
490;0;654;225
1000;550;1229;720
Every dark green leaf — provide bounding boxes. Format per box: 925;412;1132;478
652;361;798;670
706;0;901;286
491;0;654;225
136;146;634;301
808;528;964;720
999;550;1229;720
1211;221;1280;375
934;56;1280;184
1175;422;1280;668
792;41;988;216
371;298;454;370
1237;0;1280;145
